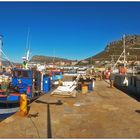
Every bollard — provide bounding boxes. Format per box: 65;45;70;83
82;85;88;94
20;94;28;116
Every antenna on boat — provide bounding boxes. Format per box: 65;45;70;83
22;28;31;69
26;28;30;60
25;28;30;61
123;34;127;67
27;39;31;61
0;35;3;69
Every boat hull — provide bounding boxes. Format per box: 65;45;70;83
0;101;20;121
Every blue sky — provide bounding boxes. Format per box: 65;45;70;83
0;2;140;62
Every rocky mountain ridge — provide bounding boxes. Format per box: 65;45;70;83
86;35;140;63
29;35;140;66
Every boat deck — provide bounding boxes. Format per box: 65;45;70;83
0;80;140;138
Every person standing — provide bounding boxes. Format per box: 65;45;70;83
109;71;115;88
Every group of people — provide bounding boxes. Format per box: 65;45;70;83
104;66;127;88
86;66;127;88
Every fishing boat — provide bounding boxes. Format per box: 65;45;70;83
0;34;51;121
0;67;51;121
0;91;20;121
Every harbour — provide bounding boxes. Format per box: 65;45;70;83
1;79;140;138
0;33;140;138
0;1;140;138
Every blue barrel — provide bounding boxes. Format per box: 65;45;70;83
88;83;93;92
43;76;51;93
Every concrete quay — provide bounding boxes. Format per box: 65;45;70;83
0;80;140;138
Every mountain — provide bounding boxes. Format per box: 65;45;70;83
30;35;140;66
30;55;72;64
86;35;140;64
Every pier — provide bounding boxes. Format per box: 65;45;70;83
0;80;140;138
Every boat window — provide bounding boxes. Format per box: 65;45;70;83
22;71;29;78
13;70;29;78
13;71;22;77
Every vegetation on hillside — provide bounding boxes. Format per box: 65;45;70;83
86;35;140;63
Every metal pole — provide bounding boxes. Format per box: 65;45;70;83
0;35;2;69
123;34;126;67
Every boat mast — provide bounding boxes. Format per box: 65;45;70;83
0;35;2;69
22;28;31;69
123;34;126;67
112;34;127;70
26;28;30;62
